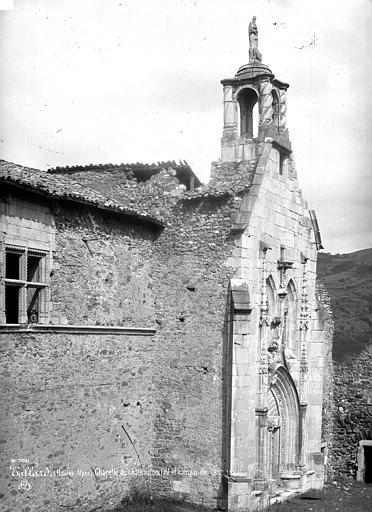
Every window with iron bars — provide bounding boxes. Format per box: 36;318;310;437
2;246;49;324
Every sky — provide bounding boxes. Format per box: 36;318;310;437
0;0;371;254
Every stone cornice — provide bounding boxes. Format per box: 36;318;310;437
0;324;156;335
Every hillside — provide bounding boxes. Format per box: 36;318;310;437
317;248;372;362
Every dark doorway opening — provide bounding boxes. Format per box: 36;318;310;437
364;445;372;483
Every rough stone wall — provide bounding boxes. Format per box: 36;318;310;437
0;148;330;511
53;168;136;204
209;159;257;186
330;342;372;477
0;331;155;512
148;193;242;508
52;168;185;221
317;281;334;480
0;194;160;511
316;250;371;479
50;203;157;326
0;183;244;511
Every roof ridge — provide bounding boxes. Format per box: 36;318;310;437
48;160;192;173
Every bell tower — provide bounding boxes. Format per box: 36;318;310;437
221;17;291;162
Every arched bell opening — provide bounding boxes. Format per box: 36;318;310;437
237;87;259;138
272;89;280;129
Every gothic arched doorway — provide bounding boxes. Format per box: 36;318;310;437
268;366;301;480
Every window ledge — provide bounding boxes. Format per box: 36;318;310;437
0;324;156;335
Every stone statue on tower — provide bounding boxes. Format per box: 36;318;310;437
249;16;262;62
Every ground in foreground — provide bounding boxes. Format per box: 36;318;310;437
270;478;371;511
107;478;371;512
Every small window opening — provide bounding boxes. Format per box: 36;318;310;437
27;255;42;282
238;88;258;138
6;252;21;279
3;248;46;324
26;254;44;323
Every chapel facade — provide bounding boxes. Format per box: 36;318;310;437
214;18;330;509
0;18;331;512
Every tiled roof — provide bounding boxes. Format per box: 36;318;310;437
0;160;164;227
48;160;202;190
48;160;190;173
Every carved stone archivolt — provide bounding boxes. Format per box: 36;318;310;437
269;367;301;473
